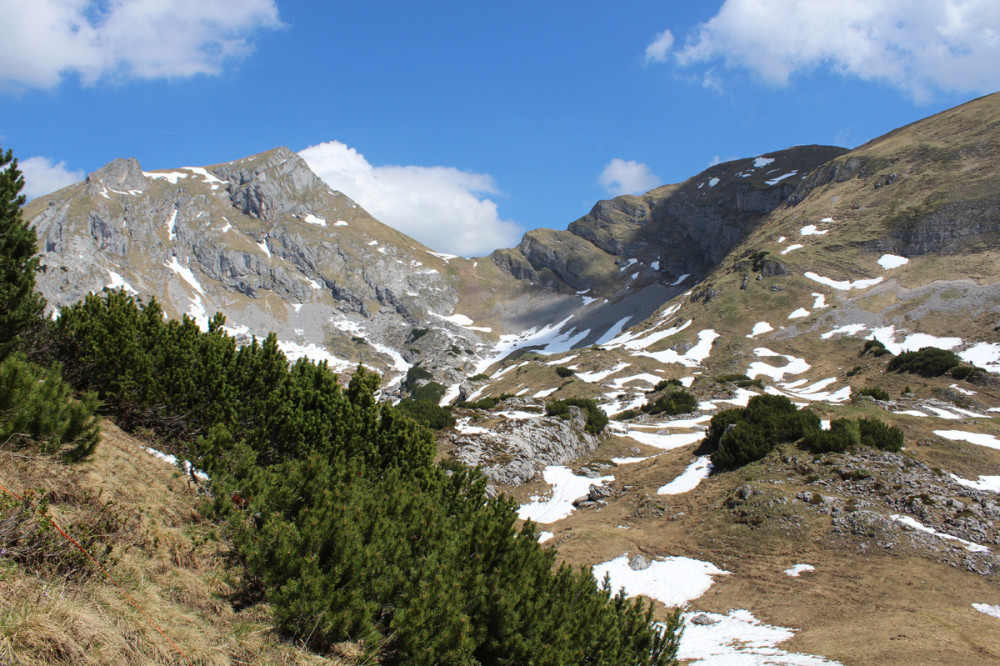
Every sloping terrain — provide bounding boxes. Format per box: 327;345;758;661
0;422;349;664
15;92;1000;663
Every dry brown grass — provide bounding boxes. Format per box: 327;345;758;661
509;424;1000;665
0;422;351;665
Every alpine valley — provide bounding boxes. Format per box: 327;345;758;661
20;92;1000;663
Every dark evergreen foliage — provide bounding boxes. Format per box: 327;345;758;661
856;387;890;401
0;145;45;360
555;365;575;378
801;418;860;453
709;395;819;468
0;353;100;461
396;398;456;429
861;339;891;357
546;398;609;434
48;290;677;662
858;417;904;452
887;347;962;377
641;389;698;416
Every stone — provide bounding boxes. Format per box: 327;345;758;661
629;553;651;571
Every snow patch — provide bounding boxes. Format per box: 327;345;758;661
800;225;829;236
517;466;613;524
877;254;909;269
164;257;205;295
753;156;775;168
973;604;1000;619
708;177;720;187
804;272;882;291
934;430;1000;451
748;322;773;338
950;474;1000;493
891;514;989;552
593;554;728;608
144;171;188;184
657;457;712;495
106;270;138;295
788;308;810;320
303;214;326;226
766;170;797;185
781;243;804;255
678;609;840;665
784;564;815;577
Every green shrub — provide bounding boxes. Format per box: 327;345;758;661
641;390;698;416
469;373;489;382
858;417;904;451
856;387;890;401
846;365;863;377
650;378;683;392
706;396;820;469
616;408;640;421
861;339;891;357
48;291;679;662
546;398;609;434
0;353;100;461
405;364;433;385
555;366;575;378
950;364;979;380
711;422;773;468
887;347;962;377
409;380;446;404
801;418;860;453
715;374;750;384
396;399;456;430
703;409;744;452
408;327;429;342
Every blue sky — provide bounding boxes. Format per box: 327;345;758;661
2;1;999;256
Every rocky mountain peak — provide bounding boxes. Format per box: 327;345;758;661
84;157;148;194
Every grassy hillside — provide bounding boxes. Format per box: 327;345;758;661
0;422;346;665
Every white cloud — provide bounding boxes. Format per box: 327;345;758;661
598;159;660;196
299;141;523;257
644;29;675;64
20;156;84;199
656;0;1000;102
0;0;282;90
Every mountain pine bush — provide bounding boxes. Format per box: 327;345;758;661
49;291;679;663
887;347;962;377
0;353;100;461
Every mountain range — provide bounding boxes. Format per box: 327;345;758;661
21;91;1000;664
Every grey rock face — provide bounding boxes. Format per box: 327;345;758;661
26;148;485;390
449;405;601;486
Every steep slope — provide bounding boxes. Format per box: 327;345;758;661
467;146;847;352
25;148;494;391
441;93;1000;664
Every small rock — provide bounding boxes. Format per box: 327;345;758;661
690;614;718;626
588;484;614;501
629;553;651;571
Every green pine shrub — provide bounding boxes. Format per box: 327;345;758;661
858;417;904;451
861;339;891;357
801;418;860;453
555;366;575;378
546;398;609;434
711;422;773;469
47;291;676;662
0;352;100;461
856;387;890;401
950;364;979;380
887;347;962;377
641;389;698;416
396;399;456;430
708;395;819;469
649;378;683;393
